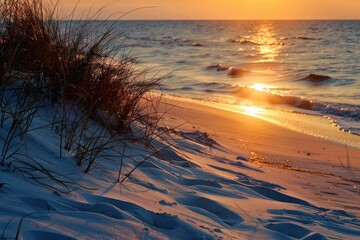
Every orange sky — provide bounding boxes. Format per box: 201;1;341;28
59;0;360;20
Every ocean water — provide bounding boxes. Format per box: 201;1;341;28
108;20;360;147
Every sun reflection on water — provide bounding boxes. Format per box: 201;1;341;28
238;106;265;117
251;23;283;62
248;83;281;96
249;83;272;92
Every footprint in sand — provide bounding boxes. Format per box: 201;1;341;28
153;213;179;230
159;200;177;206
138;161;161;169
85;202;127;220
208;165;282;189
266;208;360;239
82;196;180;230
132;179;168;194
267;209;315;225
249;186;311;206
265;222;312;239
178;196;244;226
182;179;222;188
182;178;247;199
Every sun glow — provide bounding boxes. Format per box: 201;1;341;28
249;83;273;92
239;106;264;117
59;0;360;20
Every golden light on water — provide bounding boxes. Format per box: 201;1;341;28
251;23;283;62
249;83;271;92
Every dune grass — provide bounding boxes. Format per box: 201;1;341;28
0;0;165;187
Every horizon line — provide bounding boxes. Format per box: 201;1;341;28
65;18;360;21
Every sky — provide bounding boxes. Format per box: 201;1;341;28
59;0;360;20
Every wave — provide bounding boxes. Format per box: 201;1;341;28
179;87;194;91
297;74;332;85
206;64;230;71
313;103;360;121
233;87;315;109
233;87;360;121
317;105;360;135
229;38;285;46
228;39;259;45
129;35;206;47
205;65;251;77
296;74;356;87
171;37;206;47
196;82;236;89
275;36;322;41
294;36;322;41
227;67;251;78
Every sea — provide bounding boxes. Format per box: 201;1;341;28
105;20;360;148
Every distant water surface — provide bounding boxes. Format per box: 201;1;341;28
101;20;360;147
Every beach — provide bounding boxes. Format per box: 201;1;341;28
161;97;360;212
1;3;360;238
1;96;359;240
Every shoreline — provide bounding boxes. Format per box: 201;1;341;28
160;95;360;211
161;95;360;167
161;95;360;150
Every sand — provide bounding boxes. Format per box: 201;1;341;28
161;97;360;211
1;95;360;240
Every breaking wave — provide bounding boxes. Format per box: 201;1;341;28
233;87;360;122
205;64;252;78
228;39;259;45
297;74;332;85
294;36;322;40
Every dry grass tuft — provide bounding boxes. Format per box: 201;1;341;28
0;0;166;184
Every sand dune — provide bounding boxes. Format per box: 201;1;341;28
1;97;360;239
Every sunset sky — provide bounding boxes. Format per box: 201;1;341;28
59;0;360;20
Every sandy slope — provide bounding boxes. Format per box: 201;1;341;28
161;97;360;212
1;96;360;240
